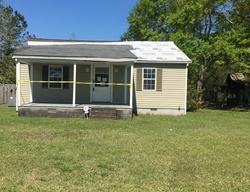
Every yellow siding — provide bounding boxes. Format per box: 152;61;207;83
134;64;187;109
20;64;31;105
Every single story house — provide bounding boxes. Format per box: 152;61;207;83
13;38;191;119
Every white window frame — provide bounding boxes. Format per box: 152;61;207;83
143;68;156;91
48;65;63;89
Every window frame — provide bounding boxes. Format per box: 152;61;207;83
48;65;63;89
142;68;157;91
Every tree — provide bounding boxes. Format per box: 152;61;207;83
122;0;250;105
0;0;29;83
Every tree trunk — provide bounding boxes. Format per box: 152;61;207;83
197;62;205;103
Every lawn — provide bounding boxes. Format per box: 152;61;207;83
0;105;250;191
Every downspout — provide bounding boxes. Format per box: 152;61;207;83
16;60;21;111
184;63;189;115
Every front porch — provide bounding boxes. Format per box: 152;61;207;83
18;103;133;119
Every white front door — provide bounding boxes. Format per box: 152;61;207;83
92;67;111;102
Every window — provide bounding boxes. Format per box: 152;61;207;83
49;66;63;89
143;68;156;90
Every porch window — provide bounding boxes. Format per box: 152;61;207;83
49;66;63;89
143;68;156;90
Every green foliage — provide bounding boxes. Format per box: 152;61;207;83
122;0;250;106
0;1;29;83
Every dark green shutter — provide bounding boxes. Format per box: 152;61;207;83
136;68;142;91
42;66;48;88
63;66;69;89
156;68;162;92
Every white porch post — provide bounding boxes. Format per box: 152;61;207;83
72;63;77;107
16;60;21;111
124;66;128;104
30;63;33;103
129;63;134;108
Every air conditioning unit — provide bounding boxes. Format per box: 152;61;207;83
8;96;16;107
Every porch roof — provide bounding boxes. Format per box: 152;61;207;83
13;44;137;61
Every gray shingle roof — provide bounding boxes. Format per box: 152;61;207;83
14;44;137;59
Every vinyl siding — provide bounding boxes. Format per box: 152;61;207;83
76;65;91;103
113;66;125;103
32;64;73;103
134;63;187;109
20;64;31;105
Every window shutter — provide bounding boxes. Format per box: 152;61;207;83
156;68;162;92
136;68;142;91
42;66;48;88
63;66;69;89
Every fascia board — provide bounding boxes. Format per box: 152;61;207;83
135;60;192;64
12;55;137;62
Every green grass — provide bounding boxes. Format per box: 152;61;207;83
1;105;250;191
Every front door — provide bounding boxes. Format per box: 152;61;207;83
92;67;111;102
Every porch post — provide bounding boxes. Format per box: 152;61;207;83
124;66;128;104
16;60;21;111
30;63;33;103
129;63;134;108
72;63;77;107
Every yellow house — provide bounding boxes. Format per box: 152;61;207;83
13;38;191;119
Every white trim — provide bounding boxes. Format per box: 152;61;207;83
30;63;33;102
12;56;136;62
16;61;21;111
110;66;113;103
130;64;134;108
90;65;93;102
184;63;189;115
72;63;77;107
124;66;128;104
135;60;191;64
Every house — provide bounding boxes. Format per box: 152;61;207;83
13;38;191;119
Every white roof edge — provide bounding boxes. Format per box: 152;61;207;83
12;55;136;62
27;40;175;46
135;60;191;64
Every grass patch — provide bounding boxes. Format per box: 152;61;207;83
0;105;250;191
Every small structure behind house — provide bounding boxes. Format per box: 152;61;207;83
221;73;250;107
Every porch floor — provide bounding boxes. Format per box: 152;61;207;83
18;103;132;119
21;103;131;109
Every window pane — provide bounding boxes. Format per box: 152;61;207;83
49;66;62;89
143;68;156;90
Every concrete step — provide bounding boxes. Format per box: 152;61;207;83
90;108;117;120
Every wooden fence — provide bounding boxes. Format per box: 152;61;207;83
0;84;16;104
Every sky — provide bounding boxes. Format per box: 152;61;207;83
3;0;138;41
